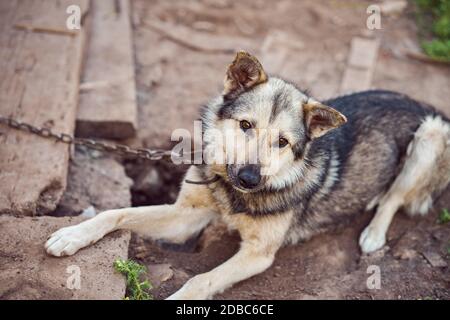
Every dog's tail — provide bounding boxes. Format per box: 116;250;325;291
400;115;450;216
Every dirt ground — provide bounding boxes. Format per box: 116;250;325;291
120;0;450;300
130;196;449;300
0;215;130;300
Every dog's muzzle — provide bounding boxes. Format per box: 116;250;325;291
237;165;261;189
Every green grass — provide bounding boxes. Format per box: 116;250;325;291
422;39;450;60
437;210;450;258
114;259;153;300
438;208;450;224
414;0;450;62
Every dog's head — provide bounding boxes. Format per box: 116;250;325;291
202;51;347;192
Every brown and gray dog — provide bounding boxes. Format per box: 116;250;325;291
46;51;450;299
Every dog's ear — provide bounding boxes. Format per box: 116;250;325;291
223;51;268;99
303;98;347;139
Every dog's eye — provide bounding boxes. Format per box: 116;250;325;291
240;120;252;131
278;137;289;148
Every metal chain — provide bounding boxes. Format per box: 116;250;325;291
0;115;222;185
0;115;176;161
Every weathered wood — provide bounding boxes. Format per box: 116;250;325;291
340;37;379;94
0;0;89;216
144;19;253;54
76;0;137;139
260;30;304;74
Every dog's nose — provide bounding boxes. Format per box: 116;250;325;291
237;165;261;189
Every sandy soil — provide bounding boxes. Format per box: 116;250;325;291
130;196;449;300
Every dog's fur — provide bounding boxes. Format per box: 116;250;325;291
46;52;450;299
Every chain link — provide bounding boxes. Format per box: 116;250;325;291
0;115;222;184
0;115;177;161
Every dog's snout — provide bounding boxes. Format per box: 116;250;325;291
237;165;261;189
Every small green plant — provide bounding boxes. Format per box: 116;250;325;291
114;259;152;300
422;39;450;61
414;0;450;62
438;208;450;224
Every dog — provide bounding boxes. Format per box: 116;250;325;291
45;51;450;299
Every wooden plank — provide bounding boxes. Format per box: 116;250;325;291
347;37;379;69
259;30;304;74
76;0;137;139
340;37;380;94
0;0;89;216
144;19;253;54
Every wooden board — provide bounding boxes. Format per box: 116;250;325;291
0;0;89;216
144;19;253;54
340;37;380;94
76;0;137;139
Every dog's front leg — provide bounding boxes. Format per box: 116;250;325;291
46;167;218;257
167;211;293;300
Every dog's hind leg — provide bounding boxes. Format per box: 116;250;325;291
46;167;219;257
360;116;450;253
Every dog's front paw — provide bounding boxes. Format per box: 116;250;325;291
45;225;91;257
166;275;211;300
359;225;386;254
